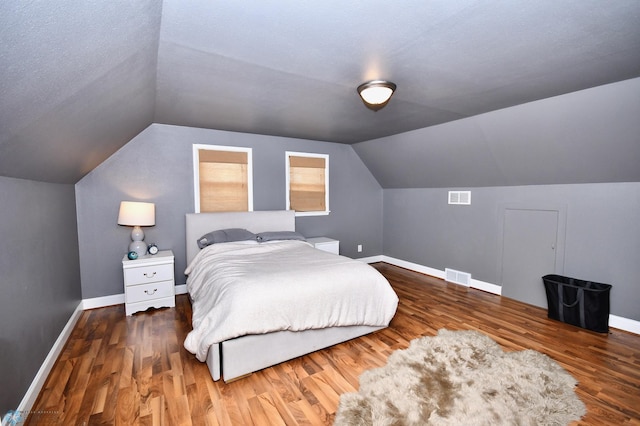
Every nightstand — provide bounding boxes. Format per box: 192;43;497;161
122;250;175;316
307;237;340;255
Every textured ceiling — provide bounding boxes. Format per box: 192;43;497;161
1;0;640;184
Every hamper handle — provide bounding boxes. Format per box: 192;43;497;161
557;287;586;329
561;288;583;308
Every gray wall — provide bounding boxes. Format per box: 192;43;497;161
383;183;640;321
75;124;383;299
0;176;81;414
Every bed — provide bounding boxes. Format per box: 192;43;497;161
184;210;398;382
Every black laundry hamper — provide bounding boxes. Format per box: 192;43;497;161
542;274;611;333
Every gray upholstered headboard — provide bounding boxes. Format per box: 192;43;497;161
185;210;296;264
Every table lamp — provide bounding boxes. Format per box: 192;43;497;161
117;201;155;258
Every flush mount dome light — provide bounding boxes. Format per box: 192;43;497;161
357;80;396;111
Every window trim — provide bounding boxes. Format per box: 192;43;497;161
193;144;253;213
285;151;330;217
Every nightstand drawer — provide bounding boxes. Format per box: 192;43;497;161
124;264;173;286
126;280;174;304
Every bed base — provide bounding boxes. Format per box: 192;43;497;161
186;211;386;382
206;325;384;382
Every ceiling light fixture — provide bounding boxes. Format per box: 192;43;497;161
357;80;396;111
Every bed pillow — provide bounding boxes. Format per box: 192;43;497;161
197;228;257;249
256;231;306;243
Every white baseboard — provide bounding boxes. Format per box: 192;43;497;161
470;278;503;295
380;255;640;335
609;315;640;335
382;256;448;281
16;302;83;417
356;255;384;263
81;293;124;310
382;256;502;295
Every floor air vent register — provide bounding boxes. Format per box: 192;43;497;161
445;268;471;287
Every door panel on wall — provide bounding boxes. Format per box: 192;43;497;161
501;208;559;308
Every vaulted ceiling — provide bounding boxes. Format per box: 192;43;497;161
1;1;640;184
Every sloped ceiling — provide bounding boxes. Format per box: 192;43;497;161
1;0;639;184
0;1;161;183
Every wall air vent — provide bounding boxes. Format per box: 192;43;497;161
448;190;471;205
445;268;471;287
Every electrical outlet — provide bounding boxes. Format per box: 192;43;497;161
357;244;363;252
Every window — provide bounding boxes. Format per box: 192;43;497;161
193;144;253;213
286;151;329;216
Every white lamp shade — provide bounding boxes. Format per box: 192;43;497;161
117;201;155;226
359;85;394;105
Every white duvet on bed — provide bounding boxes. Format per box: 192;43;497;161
183;240;398;362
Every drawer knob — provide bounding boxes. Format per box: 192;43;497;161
144;272;156;278
144;289;157;295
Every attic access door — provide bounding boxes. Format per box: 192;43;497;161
500;207;565;309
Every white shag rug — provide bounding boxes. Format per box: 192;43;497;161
335;329;586;425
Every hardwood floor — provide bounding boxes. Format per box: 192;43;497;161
27;263;640;425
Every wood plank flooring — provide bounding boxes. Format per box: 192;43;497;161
27;263;640;425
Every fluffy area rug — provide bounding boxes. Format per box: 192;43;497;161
335;329;585;426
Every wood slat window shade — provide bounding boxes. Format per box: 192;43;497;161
287;153;328;213
197;147;250;212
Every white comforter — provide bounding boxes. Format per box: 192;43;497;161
183;240;398;362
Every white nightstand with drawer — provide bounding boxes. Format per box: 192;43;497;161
307;237;340;255
122;250;175;316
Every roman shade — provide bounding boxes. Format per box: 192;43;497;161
198;149;249;212
288;155;326;212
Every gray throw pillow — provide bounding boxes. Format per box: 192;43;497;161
256;231;306;242
197;228;256;248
